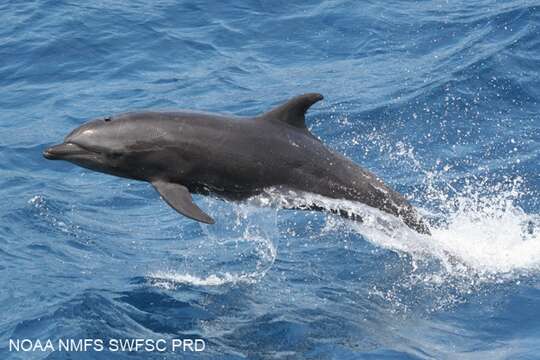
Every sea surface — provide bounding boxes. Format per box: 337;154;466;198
1;1;540;359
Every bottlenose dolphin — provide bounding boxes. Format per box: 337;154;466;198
43;94;430;234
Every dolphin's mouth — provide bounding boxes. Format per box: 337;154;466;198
43;142;98;160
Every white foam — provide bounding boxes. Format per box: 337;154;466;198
429;201;539;274
148;271;260;289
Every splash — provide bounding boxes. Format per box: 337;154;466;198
362;161;538;310
428;180;539;274
340;177;539;277
351;137;540;277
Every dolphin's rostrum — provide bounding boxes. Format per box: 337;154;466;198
43;94;430;234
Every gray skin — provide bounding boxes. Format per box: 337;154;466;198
43;93;430;234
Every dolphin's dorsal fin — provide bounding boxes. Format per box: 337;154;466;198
260;93;323;129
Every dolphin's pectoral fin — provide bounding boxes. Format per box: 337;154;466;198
260;93;323;129
151;180;215;224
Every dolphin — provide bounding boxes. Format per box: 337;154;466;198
43;93;430;234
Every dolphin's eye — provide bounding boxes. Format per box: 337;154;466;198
104;116;112;122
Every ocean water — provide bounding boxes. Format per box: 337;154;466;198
1;0;539;359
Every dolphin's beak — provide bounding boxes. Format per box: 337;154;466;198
43;142;89;160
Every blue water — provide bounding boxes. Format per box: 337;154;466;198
1;1;540;359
